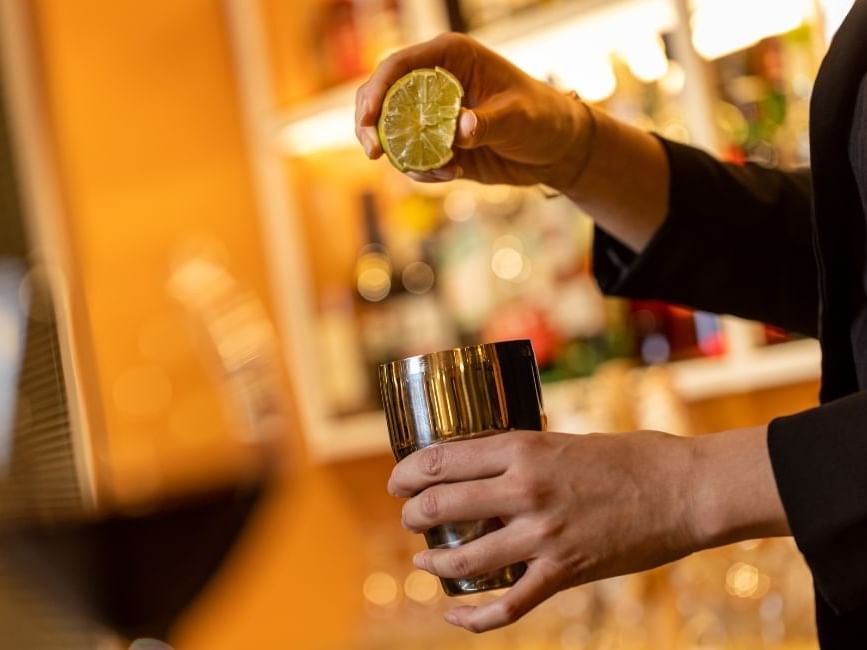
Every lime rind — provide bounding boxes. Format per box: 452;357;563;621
377;67;464;173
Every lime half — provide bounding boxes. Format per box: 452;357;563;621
377;67;464;172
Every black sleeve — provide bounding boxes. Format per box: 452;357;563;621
768;74;867;617
769;393;867;614
593;137;818;337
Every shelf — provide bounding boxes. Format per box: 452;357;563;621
273;0;821;156
309;338;821;462
668;337;820;401
274;0;677;156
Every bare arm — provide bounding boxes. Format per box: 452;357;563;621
565;106;669;251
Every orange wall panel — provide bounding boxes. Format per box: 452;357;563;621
27;1;400;647
31;0;276;499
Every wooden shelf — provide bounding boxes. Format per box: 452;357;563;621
273;0;677;155
310;338;821;462
669;337;820;401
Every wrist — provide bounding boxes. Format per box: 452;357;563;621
557;104;669;252
548;93;597;193
687;426;791;551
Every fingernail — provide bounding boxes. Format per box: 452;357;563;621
444;611;459;625
413;552;426;569
463;109;478;134
454;165;464;178
458;110;478;146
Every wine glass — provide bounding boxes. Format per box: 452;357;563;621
0;255;291;647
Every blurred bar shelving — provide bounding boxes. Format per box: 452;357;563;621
226;0;827;462
272;0;679;155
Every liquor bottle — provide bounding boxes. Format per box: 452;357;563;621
665;304;701;360
630;300;673;365
359;0;404;72
393;238;458;357
316;0;365;87
437;216;497;339
355;191;401;407
456;0;551;30
318;287;370;416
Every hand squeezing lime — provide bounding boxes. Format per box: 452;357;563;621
377;67;464;172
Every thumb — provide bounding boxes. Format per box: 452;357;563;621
455;108;483;148
455;100;509;149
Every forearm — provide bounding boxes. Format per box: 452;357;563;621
562;105;670;253
688;424;791;550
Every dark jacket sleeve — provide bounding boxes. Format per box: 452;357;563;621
769;75;867;617
593;137;818;337
596;133;867;615
769;393;867;614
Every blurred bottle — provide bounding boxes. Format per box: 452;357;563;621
355;191;400;408
458;0;512;29
393;239;458;357
315;0;365;87
666;304;702;359
358;0;404;72
437;217;496;338
457;0;552;30
314;0;410;88
481;299;560;370
763;323;793;346
543;272;608;380
630;301;707;365
318;287;370;415
713;27;817;167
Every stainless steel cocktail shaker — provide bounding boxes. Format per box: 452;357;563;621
379;340;546;596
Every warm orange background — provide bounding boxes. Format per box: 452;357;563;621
29;1;396;648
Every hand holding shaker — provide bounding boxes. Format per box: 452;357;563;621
379;340;546;596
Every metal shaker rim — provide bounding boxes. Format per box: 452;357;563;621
379;339;534;376
378;339;546;460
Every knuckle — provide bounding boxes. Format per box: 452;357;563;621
510;431;537;456
494;598;520;626
537;556;569;588
434;31;458;45
452;32;473;49
420;489;440;518
381;49;404;73
435;31;473;54
521;483;545;511
421;445;445;478
526;474;552;508
465;619;484;634
355;85;372;116
510;470;549;511
448;551;472;577
534;514;565;544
